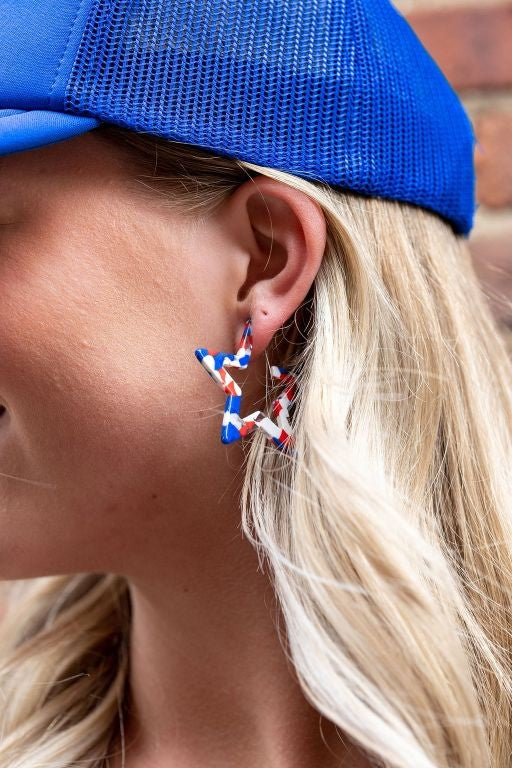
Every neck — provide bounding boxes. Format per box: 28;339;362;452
105;385;370;767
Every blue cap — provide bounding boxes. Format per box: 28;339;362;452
0;0;477;236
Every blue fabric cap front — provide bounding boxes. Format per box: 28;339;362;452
0;0;477;237
0;109;100;155
0;0;101;154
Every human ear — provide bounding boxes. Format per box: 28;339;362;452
221;175;327;359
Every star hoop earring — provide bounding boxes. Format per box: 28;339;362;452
194;318;296;453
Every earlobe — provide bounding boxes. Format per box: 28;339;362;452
244;306;290;360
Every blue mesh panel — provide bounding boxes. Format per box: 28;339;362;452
64;0;477;236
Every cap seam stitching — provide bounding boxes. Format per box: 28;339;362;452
46;0;90;109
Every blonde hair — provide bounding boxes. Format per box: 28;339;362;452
0;122;511;768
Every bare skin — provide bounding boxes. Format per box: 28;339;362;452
0;132;374;768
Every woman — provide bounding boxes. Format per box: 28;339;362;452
0;1;511;767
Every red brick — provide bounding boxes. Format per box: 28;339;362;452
405;4;512;90
473;111;512;208
469;228;512;325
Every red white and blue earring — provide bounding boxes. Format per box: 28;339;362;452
194;318;296;453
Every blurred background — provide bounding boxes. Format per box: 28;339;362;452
395;0;512;354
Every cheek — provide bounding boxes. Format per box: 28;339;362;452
0;240;203;579
0;321;203;578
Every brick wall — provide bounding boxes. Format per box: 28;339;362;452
394;0;512;347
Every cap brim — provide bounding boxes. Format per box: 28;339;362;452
0;109;102;157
